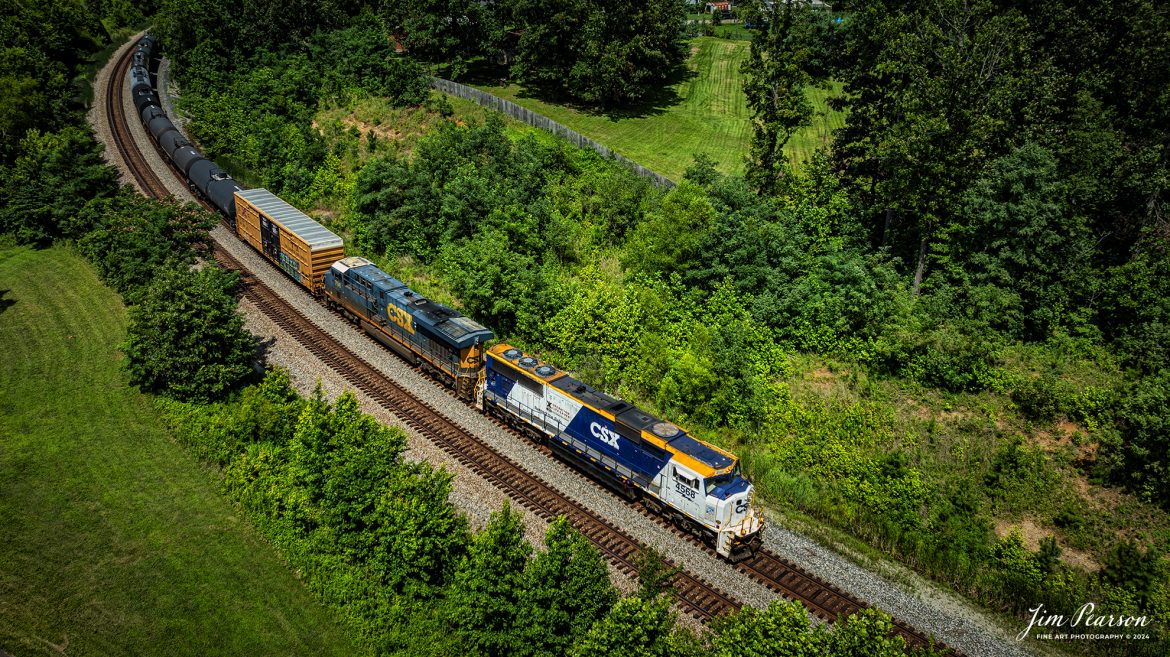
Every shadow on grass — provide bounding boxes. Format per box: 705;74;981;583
458;60;697;120
0;289;14;315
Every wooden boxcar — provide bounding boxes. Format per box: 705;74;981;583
234;188;345;294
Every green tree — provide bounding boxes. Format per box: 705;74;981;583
935;143;1095;339
834;0;1041;295
0;127;118;244
365;462;470;595
384;0;499;79
449;500;533;656
511;0;688;106
123;266;257;401
570;594;678;657
740;0;814;193
623;181;716;277
77;194;217;299
517;516;618;657
826;607;910;657
711;599;826;657
1114;372;1170;506
1101;539;1161;609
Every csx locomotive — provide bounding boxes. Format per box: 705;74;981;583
129;35;764;558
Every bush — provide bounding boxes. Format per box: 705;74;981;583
124;266;258;401
1012;373;1076;423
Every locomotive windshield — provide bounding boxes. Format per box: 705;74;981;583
705;464;741;489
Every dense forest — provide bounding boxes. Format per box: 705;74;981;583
2;0;1168;654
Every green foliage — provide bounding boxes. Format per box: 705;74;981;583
1112;372;1170;505
826;607;911;657
0;0;109;159
448;500;533;656
511;0;689;107
383;0;500;79
0;127;118;244
935;143;1096;339
1099;239;1170;374
312;16;431;106
1101;540;1161;609
984;436;1053;507
77;194;217;300
570;594;678;657
353;116;575;259
159;8;428;201
739;0;814;193
517;516;618;657
159;368;305;466
123;266;257;401
711;599;825;657
623;181;716;278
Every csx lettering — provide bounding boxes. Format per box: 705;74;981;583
386;305;415;334
590;422;620;450
735;498;749;515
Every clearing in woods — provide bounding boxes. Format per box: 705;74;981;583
470;37;845;182
0;245;356;657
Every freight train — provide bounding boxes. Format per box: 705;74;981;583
128;35;764;558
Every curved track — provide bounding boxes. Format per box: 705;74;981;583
106;45;170;198
104;40;950;653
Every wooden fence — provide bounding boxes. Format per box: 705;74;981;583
431;78;676;188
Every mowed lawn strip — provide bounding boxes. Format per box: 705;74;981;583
470;37;845;181
0;246;358;657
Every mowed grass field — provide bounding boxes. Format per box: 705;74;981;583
0;245;357;657
471;37;845;181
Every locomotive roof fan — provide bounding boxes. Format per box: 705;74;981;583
535;365;557;377
518;356;538;369
651;422;681;439
503;348;522;361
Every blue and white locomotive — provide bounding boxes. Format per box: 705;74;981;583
481;344;764;558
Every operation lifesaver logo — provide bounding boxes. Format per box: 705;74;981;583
1017;603;1153;641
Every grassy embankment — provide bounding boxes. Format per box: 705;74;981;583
468;37;845;181
0;245;357;657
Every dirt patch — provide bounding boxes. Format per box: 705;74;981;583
995;517;1102;573
995;517;1049;551
803;367;848;399
1061;546;1100;573
1071;473;1123;512
339;117;403;142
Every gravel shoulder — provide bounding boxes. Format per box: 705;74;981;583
89;42;1041;657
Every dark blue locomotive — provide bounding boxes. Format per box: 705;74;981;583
325;257;493;399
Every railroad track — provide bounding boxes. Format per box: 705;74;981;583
106;42;170;198
104;39;949;653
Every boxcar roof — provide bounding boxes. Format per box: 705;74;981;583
236;188;344;250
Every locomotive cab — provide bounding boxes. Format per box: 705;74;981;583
661;454;764;558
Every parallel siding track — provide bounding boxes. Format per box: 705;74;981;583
104;41;948;654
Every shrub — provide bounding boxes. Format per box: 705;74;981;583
123;266;257;402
